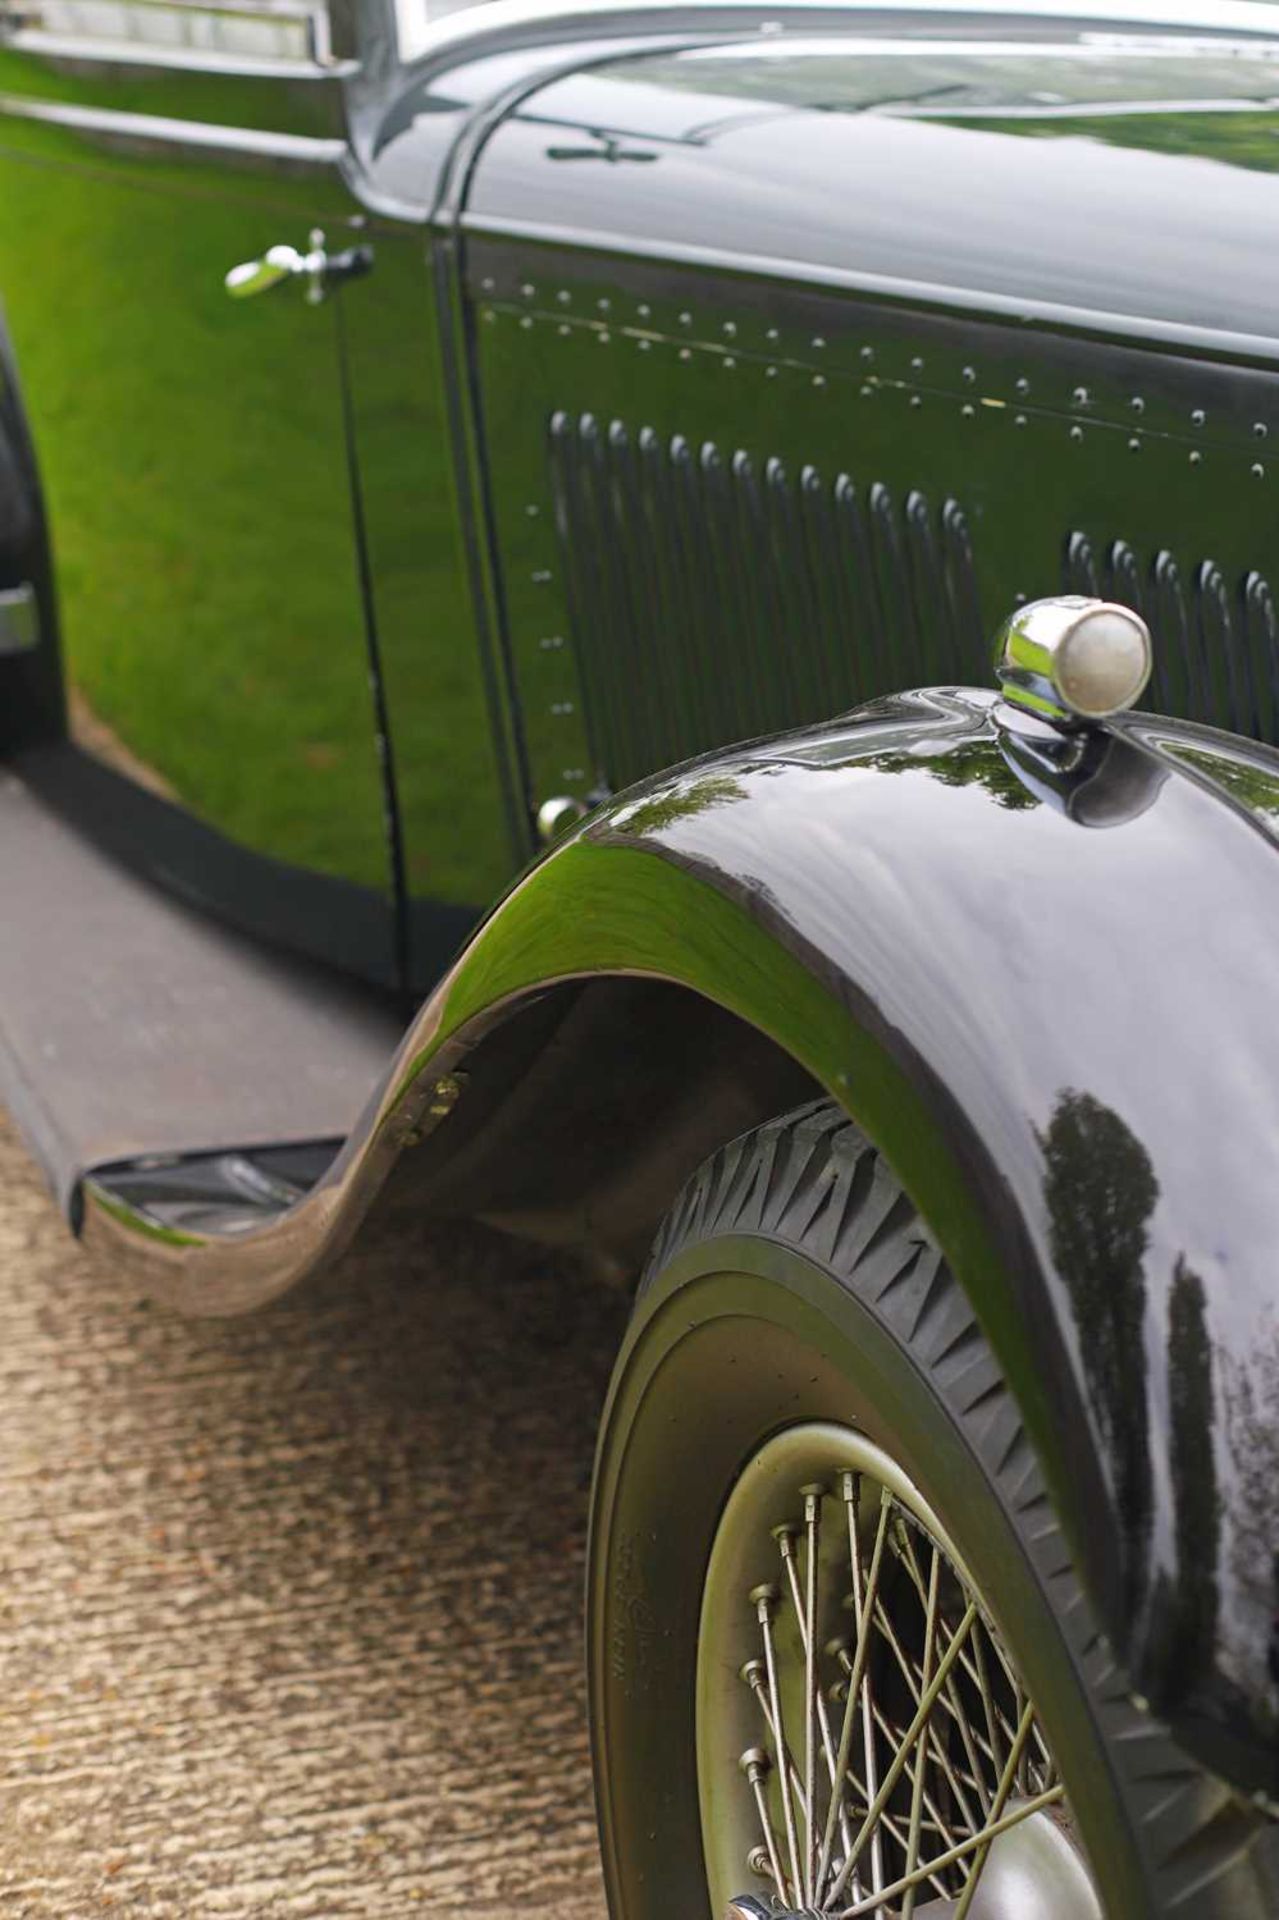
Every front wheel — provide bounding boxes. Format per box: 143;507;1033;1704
588;1101;1275;1919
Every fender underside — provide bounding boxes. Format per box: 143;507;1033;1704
69;685;1279;1804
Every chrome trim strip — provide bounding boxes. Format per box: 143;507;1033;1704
458;210;1279;369
394;0;1279;73
0;90;347;162
5;25;356;79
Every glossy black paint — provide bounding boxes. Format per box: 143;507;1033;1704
464;32;1279;820
0;0;534;993
83;690;1279;1803
467;35;1279;355
7;0;1279;1819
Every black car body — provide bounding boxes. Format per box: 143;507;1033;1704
2;0;1278;1911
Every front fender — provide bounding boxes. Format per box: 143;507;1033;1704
84;687;1279;1800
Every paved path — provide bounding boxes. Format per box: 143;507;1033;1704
0;1110;622;1917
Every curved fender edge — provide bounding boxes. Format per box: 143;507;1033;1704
82;688;1279;1804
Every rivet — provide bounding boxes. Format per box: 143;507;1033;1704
765;365;778;379
1253;462;1266;479
909;394;922;409
1014;412;1027;428
812;335;826;350
1070;424;1084;442
480;276;495;293
481;308;497;324
724;356;737;371
1130;396;1145;415
860;382;874;398
637;302;651;319
1256;422;1269;440
1072;385;1089;405
723;320;737;337
679;347;692;361
1189;449;1203;466
521;282;535;299
910;354;925;371
550;701;574;716
525;504;540;518
538;634;564;650
1192;407;1206;426
431;1073;463;1108
813;373;826;388
860;345;874;362
1128;436;1141;452
598;330;610;344
597;297;611;312
962;364;976;384
558;323;571;337
766;327;780;343
678;310;692;327
519;315;533;330
556;289;571;305
637;338;651;352
1015;376;1030;396
962;402;975;418
531;569;552;584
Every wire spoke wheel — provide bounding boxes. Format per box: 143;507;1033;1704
698;1423;1101;1920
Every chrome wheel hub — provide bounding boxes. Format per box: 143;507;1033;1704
698;1424;1101;1920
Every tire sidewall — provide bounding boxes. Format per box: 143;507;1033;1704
588;1230;1151;1920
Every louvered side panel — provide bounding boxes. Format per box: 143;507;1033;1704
1063;531;1279;744
547;415;985;790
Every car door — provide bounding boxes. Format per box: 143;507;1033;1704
0;0;396;984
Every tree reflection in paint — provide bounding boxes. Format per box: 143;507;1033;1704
1039;1090;1156;1616
1040;1096;1235;1709
1163;1259;1221;1690
870;739;1039;810
1222;1312;1279;1709
609;774;748;838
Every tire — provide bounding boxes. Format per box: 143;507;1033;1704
588;1099;1278;1919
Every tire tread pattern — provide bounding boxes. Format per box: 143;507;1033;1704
643;1099;1277;1919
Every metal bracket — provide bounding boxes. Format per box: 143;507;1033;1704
0;582;38;656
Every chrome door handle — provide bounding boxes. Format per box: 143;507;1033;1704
225;232;373;305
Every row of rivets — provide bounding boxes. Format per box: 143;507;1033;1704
480;301;1274;440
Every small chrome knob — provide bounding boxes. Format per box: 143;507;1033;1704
225;232;373;306
536;794;587;843
995;596;1152;725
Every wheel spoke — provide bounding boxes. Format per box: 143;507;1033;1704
834;1784;1066;1919
803;1484;822;1904
952;1699;1039;1920
754;1584;806;1901
826;1598;979;1909
710;1437;1096;1920
899;1545;940;1920
815;1493;892;1901
895;1525;994;1819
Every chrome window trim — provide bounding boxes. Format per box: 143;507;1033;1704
0;86;348;155
391;0;1279;73
3;24;356;74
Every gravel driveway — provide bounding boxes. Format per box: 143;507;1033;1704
0;1109;623;1917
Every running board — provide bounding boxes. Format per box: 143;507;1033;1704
86;1139;344;1241
0;764;403;1222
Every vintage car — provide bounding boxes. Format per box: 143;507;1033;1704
2;0;1279;1910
